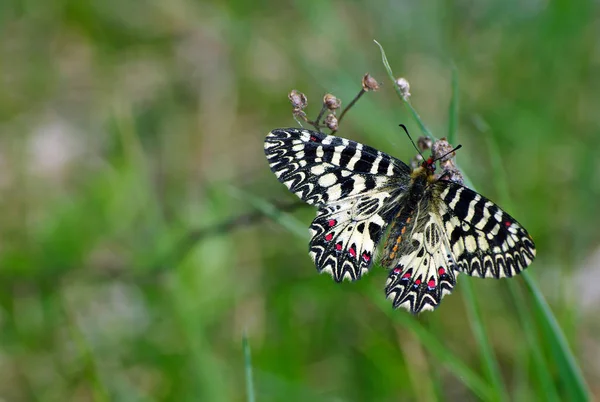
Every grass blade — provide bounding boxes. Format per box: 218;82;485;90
447;71;507;402
507;281;560;402
477;118;586;401
243;333;256;402
522;271;590;401
374;40;589;401
376;40;507;401
461;280;509;402
62;298;110;402
373;40;433;138
369;294;494;401
258;188;493;399
230;187;309;240
447;64;459;145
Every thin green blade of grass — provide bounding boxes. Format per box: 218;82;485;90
460;280;509;402
522;271;590;401
369;293;494;401
478;117;560;401
243;333;256;402
507;281;560;402
472;101;589;401
475;115;588;400
374;40;433;138
229;187;309;241
253;188;492;399
447;71;508;402
447;64;459;146
376;39;589;400
61;297;110;402
375;41;508;401
397;329;437;402
425;320;447;402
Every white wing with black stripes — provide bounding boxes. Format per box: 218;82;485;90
383;180;536;313
437;182;536;278
265;127;536;314
265;128;410;281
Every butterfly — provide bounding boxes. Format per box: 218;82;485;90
264;128;536;313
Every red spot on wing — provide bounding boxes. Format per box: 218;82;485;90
328;219;337;227
427;279;435;288
335;243;342;251
325;233;333;242
415;279;422;285
362;253;371;263
505;221;511;227
438;267;446;276
402;272;411;279
349;247;356;257
310;136;317;141
393;267;401;274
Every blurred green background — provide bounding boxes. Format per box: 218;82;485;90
1;0;599;400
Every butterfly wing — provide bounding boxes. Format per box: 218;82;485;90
265;128;411;206
383;202;459;314
265;128;411;281
383;181;536;314
437;182;536;278
309;192;397;281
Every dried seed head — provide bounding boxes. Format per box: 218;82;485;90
288;89;308;109
437;165;464;185
324;113;339;131
362;73;380;92
323;93;341;110
417;136;433;152
410;153;424;170
439;158;456;170
395;77;411;99
432;137;456;163
292;107;308;122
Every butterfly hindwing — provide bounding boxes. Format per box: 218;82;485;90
437;182;536;278
382;181;536;314
384;209;459;314
309;192;394;281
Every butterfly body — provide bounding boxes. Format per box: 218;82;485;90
264;128;535;314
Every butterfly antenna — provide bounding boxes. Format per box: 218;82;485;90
399;124;424;160
433;144;463;162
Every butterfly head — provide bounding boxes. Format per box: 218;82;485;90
421;156;437;174
411;155;438;183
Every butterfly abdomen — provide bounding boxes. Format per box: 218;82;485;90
380;173;431;265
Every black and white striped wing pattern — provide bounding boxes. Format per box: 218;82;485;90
383;205;460;313
265;127;536;314
264;128;410;281
384;181;536;313
264;128;410;206
437;182;536;278
308;192;394;281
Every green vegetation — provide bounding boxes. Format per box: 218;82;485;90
0;1;598;400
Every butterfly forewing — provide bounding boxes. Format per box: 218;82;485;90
265;127;536;314
265;129;411;205
265;128;411;281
